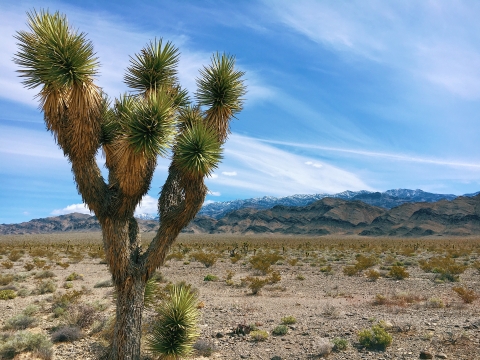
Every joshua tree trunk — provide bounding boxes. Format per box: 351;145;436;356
110;276;146;360
14;10;246;360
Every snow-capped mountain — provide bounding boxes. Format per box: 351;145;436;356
133;188;473;220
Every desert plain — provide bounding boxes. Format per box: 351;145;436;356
0;233;479;360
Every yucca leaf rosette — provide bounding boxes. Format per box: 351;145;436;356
147;284;200;359
196;53;246;142
125;39;180;95
174;122;222;178
113;91;177;196
14;10;101;160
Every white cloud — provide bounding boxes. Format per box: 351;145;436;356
261;138;480;169
265;0;480;99
208;174;219;179
216;133;371;196
222;171;237;176
51;203;92;216
208;191;221;196
305;161;322;168
134;195;158;216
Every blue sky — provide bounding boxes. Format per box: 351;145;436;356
1;0;480;223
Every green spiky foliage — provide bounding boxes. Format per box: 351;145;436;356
14;9;245;360
146;284;200;359
196;53;246;142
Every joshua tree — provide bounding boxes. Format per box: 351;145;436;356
14;10;245;360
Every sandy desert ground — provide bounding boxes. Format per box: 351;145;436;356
0;233;479;360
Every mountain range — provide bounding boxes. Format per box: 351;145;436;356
1;189;480;236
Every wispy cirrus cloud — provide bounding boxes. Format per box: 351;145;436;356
207;133;372;196
258;138;480;169
265;0;480;99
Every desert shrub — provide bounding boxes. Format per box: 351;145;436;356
419;256;466;282
8;250;23;262
323;303;341;318
65;272;83;281
426;297;445;308
287;258;298;266
332;337;348;351
22;305;40;316
355;254;377;270
67;252;84;264
190;251;218;268
51;326;83;343
388;265;409;280
3;314;36;330
281;315;296;325
0;274;14;286
242;276;268;295
33;258;46;268
1;261;14;269
193;339;216;357
472;261;480;272
452;286;478;304
343;265;359;276
0;331;53;359
0;290;17;300
250;330;268;341
203;274;218;282
166;251;184;261
230;253;242;264
268;271;281;284
56;262;70;269
320;265;333;274
24;263;35;271
225;270;235;280
272;325;288;336
373;292;424;307
146;284;200;359
65;304;98;328
88;247;105;259
317;338;333;356
358;324;392;350
367;269;381;281
52;290;83;309
249;252;283;274
35;270;55;279
63;282;73;289
94;279;113;288
35;280;57;294
296;274;305;280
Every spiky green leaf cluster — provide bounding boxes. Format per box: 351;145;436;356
196;53;246;116
125;39;179;94
14;10;98;89
116;91;177;158
146;284;200;358
174;123;222;177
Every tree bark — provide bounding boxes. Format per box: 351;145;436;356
108;274;146;360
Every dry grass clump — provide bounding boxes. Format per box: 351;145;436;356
249;251;283;274
373;292;425;307
1;260;14;269
418;256;467;282
190;251;218;268
388;265;409;280
0;331;53;359
452;286;478;304
51;326;83;343
0;274;14;286
358;324;392;350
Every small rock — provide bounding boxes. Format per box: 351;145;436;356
271;356;282;360
215;332;224;338
420;350;434;359
436;353;447;359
